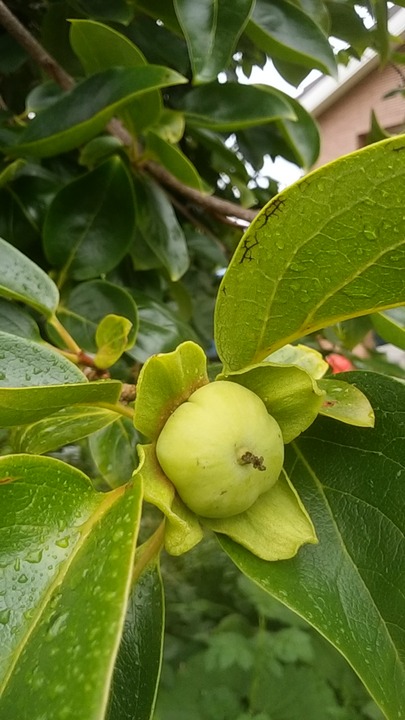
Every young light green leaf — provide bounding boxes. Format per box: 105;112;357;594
12;405;119;455
43;157;136;281
89;417;139;489
0;159;26;188
174;0;254;84
95;314;134;369
5;66;186;158
181;81;295;130
318;378;375;427
70;19;161;133
247;0;337;77
134;340;208;440
220;372;405;720
0;237;59;318
106;557;164;720
0;455;143;720
215;134;405;371
52;280;138;353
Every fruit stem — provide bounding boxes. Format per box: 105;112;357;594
238;451;266;471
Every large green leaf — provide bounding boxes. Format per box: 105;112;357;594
174;0;254;84
0;299;41;342
0;330;85;388
69;20;161;133
12;405;120;455
4;66;186;158
219;372;405;719
43;158;135;282
0;237;59;318
247;0;337;77
106;559;164;720
215;135;405;371
181;81;295;131
0;455;143;719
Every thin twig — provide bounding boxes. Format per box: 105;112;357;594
144;159;258;223
0;1;75;90
0;1;259;225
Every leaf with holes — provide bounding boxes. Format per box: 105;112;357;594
215;135;405;371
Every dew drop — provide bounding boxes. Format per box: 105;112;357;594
0;608;11;625
25;549;43;564
55;536;70;549
18;574;29;584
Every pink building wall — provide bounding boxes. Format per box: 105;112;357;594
313;60;405;168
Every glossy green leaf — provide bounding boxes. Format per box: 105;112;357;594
174;0;254;83
371;307;405;350
12;405;119;455
5;66;186;158
43;158;135;281
128;292;198;364
54;280;138;353
181;81;295;130
0;336;122;425
134;341;208;440
89;418;139;489
272;89;320;168
106;559;164;720
79;135;125;169
219;372;405;719
318;378;375;427
146;131;204;191
132;175;189;281
70;20;161;133
0;330;85;389
0;237;59;318
94;314;134;369
0;299;41;342
247;0;337;77
71;0;134;24
215;135;405;371
0;188;39;253
0;454;143;719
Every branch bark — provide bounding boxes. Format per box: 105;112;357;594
0;1;258;224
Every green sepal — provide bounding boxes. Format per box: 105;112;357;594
203;471;317;561
318;378;375;427
135;444;204;556
134;340;208;440
218;362;324;443
266;343;329;379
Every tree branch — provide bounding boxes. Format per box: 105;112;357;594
0;1;258;224
0;1;75;91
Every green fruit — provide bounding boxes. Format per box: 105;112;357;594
155;381;284;518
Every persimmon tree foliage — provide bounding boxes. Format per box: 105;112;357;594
0;2;404;719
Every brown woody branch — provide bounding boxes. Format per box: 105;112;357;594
0;1;258;224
